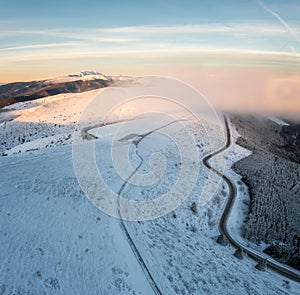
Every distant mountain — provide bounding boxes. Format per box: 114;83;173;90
0;71;132;108
67;71;108;79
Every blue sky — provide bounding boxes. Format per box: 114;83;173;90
1;0;299;28
0;0;300;81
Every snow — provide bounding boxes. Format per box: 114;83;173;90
265;115;289;126
43;70;109;84
68;70;108;78
210;119;300;274
43;71;132;85
0;147;154;295
0;83;299;294
0;89;104;156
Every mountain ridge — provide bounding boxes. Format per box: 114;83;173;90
0;71;132;108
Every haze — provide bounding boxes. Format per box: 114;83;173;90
0;0;300;118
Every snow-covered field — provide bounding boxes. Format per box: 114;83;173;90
0;85;299;294
0;147;155;294
0;89;103;156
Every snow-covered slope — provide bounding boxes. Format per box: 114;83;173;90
0;71;133;109
0;146;154;295
0;89;104;156
0;82;299;294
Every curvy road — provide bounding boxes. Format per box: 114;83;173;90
83;120;182;295
203;116;300;283
116;120;182;295
82;115;300;291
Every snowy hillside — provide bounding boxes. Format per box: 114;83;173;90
0;80;299;294
0;89;103;156
0;71;133;109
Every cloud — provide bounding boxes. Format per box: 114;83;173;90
2;45;299;63
1;23;298;57
0;29;138;43
1;21;300;70
97;24;289;35
0;42;81;51
257;0;300;43
0;23;297;39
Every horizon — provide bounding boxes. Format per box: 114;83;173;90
1;0;300;80
1;2;300;293
0;0;300;117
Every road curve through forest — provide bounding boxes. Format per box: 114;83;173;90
82;116;300;286
203;116;300;283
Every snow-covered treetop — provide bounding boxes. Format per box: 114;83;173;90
68;71;109;80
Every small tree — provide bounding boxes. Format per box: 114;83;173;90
255;258;267;271
190;225;197;233
216;234;228;246
234;247;244;259
282;280;290;290
190;202;197;215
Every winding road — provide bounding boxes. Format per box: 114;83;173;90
83;119;183;295
203;116;300;283
82;115;300;290
116;120;183;295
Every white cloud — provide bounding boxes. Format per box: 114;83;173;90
2;45;299;63
0;42;81;51
1;22;300;61
0;23;298;39
257;0;300;43
96;24;289;35
0;29;138;43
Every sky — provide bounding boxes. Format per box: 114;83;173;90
0;0;300;116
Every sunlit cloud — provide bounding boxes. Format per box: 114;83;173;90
0;42;82;51
1;23;298;38
1;22;300;65
0;1;299;118
1;23;300;61
2;45;299;66
264;74;300;110
0;29;138;44
97;24;292;35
